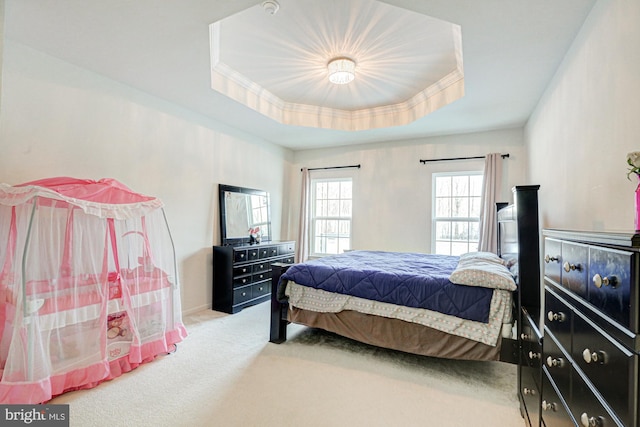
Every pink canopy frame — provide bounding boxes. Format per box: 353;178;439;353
0;178;187;404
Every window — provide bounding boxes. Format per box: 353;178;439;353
311;178;352;256
432;172;483;255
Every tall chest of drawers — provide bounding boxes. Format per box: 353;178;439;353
213;241;295;314
542;230;640;427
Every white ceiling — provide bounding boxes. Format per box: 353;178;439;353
4;0;597;151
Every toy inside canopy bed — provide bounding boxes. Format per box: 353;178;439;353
270;185;540;363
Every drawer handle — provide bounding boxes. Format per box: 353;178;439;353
592;273;617;289
582;348;607;365
528;351;540;360
546;356;565;368
541;400;557;412
544;254;559;263
241;292;247;297
547;311;567;322
522;387;536;395
580;413;604;427
239;254;245;259
258;286;263;291
563;261;581;272
520;333;530;341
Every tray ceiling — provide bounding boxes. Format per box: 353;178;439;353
210;0;464;131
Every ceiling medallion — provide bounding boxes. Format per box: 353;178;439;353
327;57;356;85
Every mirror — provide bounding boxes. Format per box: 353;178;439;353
219;184;271;246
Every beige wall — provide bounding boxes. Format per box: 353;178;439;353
0;41;292;314
526;0;640;231
286;128;529;254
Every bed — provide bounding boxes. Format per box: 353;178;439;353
269;185;540;362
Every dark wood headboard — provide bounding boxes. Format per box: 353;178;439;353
495;186;540;363
497;185;541;315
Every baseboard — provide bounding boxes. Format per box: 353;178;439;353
182;303;210;316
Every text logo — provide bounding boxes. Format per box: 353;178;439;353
1;405;69;426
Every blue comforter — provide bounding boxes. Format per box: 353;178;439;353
281;251;494;323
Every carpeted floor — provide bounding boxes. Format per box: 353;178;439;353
51;302;524;426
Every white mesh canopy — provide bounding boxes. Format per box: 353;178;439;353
0;177;186;404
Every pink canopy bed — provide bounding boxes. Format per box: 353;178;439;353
0;177;187;404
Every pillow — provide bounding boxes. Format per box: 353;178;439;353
458;251;505;266
449;260;516;291
503;257;518;268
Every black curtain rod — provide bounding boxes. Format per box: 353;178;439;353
419;154;509;164
301;164;361;172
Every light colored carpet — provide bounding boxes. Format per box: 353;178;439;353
51;302;524;426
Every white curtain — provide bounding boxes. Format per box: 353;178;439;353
478;153;503;253
296;168;311;262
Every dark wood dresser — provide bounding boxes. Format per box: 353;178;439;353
505;186;542;427
542;230;639;427
520;304;543;427
212;241;295;314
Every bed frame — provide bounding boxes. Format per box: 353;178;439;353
270;185;540;363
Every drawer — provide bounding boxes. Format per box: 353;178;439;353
587;247;632;329
247;248;260;261
233;286;252;305
572;311;635;426
251;281;270;298
253;261;269;273
279;255;295;264
233;265;252;277
521;312;542;372
252;270;271;283
561;242;588;298
278;243;295;255
233;276;252;287
545;287;572;351
234;249;248;263
521;335;542;370
521;364;541;426
570;365;622;427
543;329;571;402
266;246;279;258
541;368;575;427
257;246;270;259
544;238;562;285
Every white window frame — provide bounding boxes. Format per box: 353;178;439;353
310;177;352;257
431;171;483;255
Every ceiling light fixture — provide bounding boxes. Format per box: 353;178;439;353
327;57;356;85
